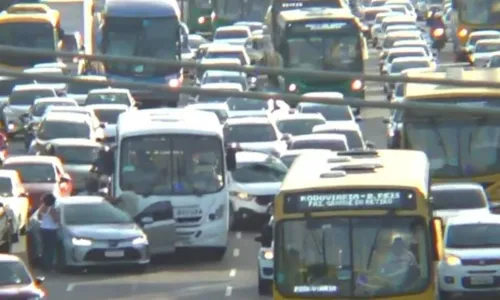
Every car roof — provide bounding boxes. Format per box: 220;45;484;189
469;30;500;37
387;25;417;30
388;47;426;53
386;31;420;38
200;82;243;90
235;151;272;164
4;155;59;165
300;92;344;100
47;138;102;147
312;122;360;132
0;254;22;262
280;149;332;158
200;58;242;65
187;102;229;110
216;25;250;32
363;7;391;12
206;44;245;51
0;169;19;178
273;113;325;121
383;16;415;23
88;88;130;94
57;196;106;206
85;104;129;111
34;97;77;104
43;113;90;123
23;67;63;74
392;57;430;63
431;182;484;191
12;84;54;92
290;133;347;142
447;214;500;226
476;39;500;45
226;117;271;125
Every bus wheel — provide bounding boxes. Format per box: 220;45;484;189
258;274;272;295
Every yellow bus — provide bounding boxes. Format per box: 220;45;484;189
0;11;64;69
391;67;500;202
269;149;443;300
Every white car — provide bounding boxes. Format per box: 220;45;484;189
371;12;404;46
196;82;243;104
256;216;274;295
4;84;57;136
438;214;500;299
272;113;326;136
287;133;349;151
384;57;433;93
471;39;500;66
86;104;128;144
26;97;78;124
213;25;251;46
297;94;360;124
384;24;418;36
66;75;108;105
431;183;490;226
44;106;101;130
84;88;137;107
362;7;392;28
386;0;418;20
186;102;229;124
226;96;280;118
22;67;67;94
279;149;332;168
392;39;434;57
0;170;30;241
382;47;429;74
200;70;251;91
379;30;423;61
204;44;251;67
224;117;287;155
386;4;412;16
312;122;369;150
464;31;500;53
229;151;287;226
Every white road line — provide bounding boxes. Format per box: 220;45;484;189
66;283;76;292
235;232;242;239
229;268;237;277
225;286;233;297
233;248;240;257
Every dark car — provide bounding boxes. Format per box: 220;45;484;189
0;254;45;298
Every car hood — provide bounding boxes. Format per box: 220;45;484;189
446;247;500;260
0;284;42;297
66;223;142;240
231;181;281;195
434;208;490;225
213;38;247;46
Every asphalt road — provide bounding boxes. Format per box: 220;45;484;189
7;2;456;298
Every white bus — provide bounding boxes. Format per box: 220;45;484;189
112;108;233;259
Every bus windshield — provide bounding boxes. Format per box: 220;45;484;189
0;21;56;66
457;0;500;25
285;22;362;71
102;17;179;76
275;216;429;297
119;135;225;195
217;0;270;22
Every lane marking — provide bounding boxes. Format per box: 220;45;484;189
229;268;237;277
233;248;240;257
66;283;75;292
235;232;242;239
225;286;233;296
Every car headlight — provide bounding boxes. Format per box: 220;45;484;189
230;191;254;201
132;235;148;245
72;237;92;246
445;254;461;266
262;250;274;260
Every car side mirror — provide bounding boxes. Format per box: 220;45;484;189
365;141;376;149
355;116;363;122
35;276;45;285
382;117;391;124
254;235;263;243
281;133;291;141
99;123;106;128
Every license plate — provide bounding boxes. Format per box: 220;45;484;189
104;250;124;258
470;276;494;285
175;207;202;218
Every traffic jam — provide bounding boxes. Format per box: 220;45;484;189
0;0;496;298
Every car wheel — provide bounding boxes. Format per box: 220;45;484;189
258;273;272;295
0;228;12;254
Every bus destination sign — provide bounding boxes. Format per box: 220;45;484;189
284;189;417;213
281;0;341;9
289;20;357;34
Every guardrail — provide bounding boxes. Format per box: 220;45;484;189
0;45;500;88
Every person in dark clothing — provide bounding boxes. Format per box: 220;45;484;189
37;193;59;272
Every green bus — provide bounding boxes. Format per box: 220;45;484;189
211;0;270;31
275;8;368;99
183;0;213;36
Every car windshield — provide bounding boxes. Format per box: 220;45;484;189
0;178;12;197
277;119;326;136
389;6;406;13
9;90;55;106
280;154;299;168
4;163;55;183
383;36;418;48
202;75;247;89
431;188;487;210
446;223;500;248
93;109;124;124
289;138;348;150
275;216;430;297
226;97;268;111
204;51;246;65
67;81;103;94
224;124;277;142
388;52;424;63
313;129;363;149
37;121;90;140
63;202;132;225
233;158;288;183
300;104;352;121
457;0;500;26
391;61;430;73
85;93;130;106
33;102;75;117
120;135;224;196
0;261;32;286
469;35;500;46
215;30;249;39
475;43;500;53
56;146;100;165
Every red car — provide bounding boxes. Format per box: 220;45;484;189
3;156;73;210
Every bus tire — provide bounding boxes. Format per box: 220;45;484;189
258;274;272;295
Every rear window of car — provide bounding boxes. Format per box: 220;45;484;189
431;187;487;210
289;139;348;151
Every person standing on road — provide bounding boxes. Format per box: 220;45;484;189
37;194;59;272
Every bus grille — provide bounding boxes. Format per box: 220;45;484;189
462;258;500;266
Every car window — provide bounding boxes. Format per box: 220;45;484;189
93;109;124;124
446;223;500;248
431;188;487;209
33;102;75;117
233;160;288;183
226;97;268;111
224;124;277;142
56;146;100;165
388;51;424;63
0;177;12;197
0;261;32;286
9;90;55;106
85;93;130;106
3;163;56;183
63;202;132;225
313;129;363;149
37;120;91;140
300;104;353;121
276;119;326;136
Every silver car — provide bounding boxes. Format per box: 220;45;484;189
26;196;150;271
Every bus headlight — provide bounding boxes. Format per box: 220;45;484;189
288;83;297;92
446;255;461;266
168;78;180;88
262;250;274;260
198;16;206;24
458;28;468;38
351;79;363;91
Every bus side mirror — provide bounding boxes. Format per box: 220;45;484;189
226;147;237;171
430;217;444;261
